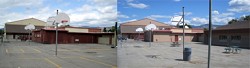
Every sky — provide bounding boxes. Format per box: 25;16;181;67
0;0;249;28
118;0;250;26
0;0;117;28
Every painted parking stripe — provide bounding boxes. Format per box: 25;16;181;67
5;49;8;54
80;56;116;68
31;47;42;53
44;58;61;68
20;48;25;53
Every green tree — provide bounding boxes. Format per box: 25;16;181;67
0;29;4;42
228;15;250;24
228;19;237;24
243;15;250;21
110;26;115;32
103;28;107;32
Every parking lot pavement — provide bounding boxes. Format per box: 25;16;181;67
0;41;117;68
117;39;250;68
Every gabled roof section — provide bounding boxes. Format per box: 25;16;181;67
5;18;46;26
121;18;173;27
215;20;250;30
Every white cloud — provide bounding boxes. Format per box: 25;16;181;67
228;0;250;12
0;0;117;28
190;17;208;25
174;12;192;16
0;0;43;9
187;12;235;26
173;0;181;2
119;19;137;23
63;0;118;27
213;12;235;25
128;3;148;9
118;14;129;18
146;15;171;20
212;10;220;15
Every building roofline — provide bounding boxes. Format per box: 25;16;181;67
120;18;174;27
5;18;46;24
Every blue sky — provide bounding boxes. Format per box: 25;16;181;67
118;0;250;26
0;0;249;28
0;0;117;28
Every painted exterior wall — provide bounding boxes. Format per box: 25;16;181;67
144;28;203;42
98;35;114;45
170;28;192;33
4;18;46;40
204;29;250;48
65;28;88;33
88;28;102;32
32;29;114;45
120;18;175;39
153;32;171;42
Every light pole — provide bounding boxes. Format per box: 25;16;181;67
55;10;58;56
182;7;185;53
208;0;212;68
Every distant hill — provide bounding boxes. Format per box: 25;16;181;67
191;24;223;29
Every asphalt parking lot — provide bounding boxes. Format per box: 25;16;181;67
117;39;250;68
0;41;116;68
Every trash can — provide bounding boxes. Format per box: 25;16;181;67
183;47;192;61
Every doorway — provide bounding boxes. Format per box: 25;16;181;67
175;35;178;42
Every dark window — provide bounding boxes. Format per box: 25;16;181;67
219;35;227;40
231;35;241;40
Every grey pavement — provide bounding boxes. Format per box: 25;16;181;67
117;39;250;68
0;41;117;68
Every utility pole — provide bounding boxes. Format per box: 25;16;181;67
208;0;212;68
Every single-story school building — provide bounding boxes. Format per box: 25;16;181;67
144;28;204;42
32;26;115;45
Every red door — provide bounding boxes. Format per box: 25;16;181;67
175;35;178;42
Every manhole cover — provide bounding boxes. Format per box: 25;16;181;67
85;52;97;54
145;55;159;58
134;46;142;48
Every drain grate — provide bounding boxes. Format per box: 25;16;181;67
145;55;159;58
85;52;97;54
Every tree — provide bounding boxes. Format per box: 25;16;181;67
228;15;250;24
103;28;107;32
110;26;115;32
228;19;237;24
243;15;250;21
0;29;4;42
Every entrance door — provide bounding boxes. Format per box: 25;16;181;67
175;35;178;42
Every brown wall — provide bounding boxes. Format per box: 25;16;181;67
32;29;113;44
204;29;250;48
88;28;102;32
153;32;171;42
144;31;200;42
122;33;144;39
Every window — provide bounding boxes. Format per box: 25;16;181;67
219;35;227;40
231;35;241;40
